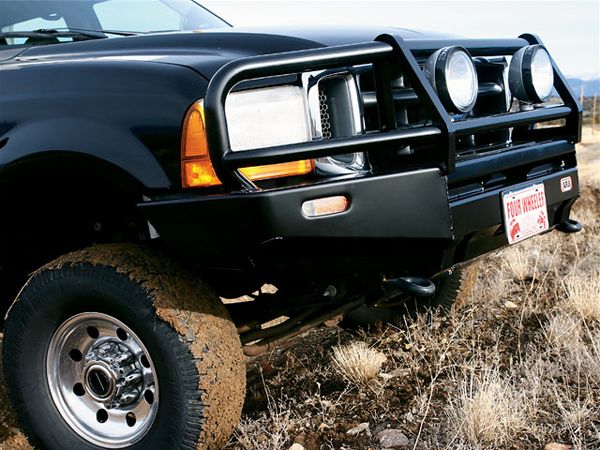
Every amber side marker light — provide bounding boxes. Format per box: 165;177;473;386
302;196;350;218
182;102;315;188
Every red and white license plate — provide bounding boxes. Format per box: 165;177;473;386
502;183;549;245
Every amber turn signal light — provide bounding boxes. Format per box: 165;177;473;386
181;102;221;188
240;159;315;181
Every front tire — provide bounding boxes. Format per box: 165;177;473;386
2;244;245;449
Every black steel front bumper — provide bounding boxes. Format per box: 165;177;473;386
140;140;579;278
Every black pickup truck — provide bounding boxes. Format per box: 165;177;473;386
0;0;583;448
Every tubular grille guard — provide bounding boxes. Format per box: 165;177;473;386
203;33;582;190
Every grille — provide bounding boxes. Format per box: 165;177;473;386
319;87;332;140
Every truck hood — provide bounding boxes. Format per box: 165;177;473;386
9;25;458;80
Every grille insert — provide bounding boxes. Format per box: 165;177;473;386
319;88;332;140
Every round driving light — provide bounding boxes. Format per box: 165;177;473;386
424;46;478;113
509;45;554;103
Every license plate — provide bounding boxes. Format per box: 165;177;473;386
502;183;549;245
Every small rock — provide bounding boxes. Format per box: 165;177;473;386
289;444;305;450
324;314;343;327
293;434;306;445
504;300;519;309
346;422;371;437
544;444;572;450
391;350;405;358
373;422;390;434
317;423;330;432
379;368;411;381
377;429;410;448
258;359;276;376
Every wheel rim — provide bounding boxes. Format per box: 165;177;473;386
46;312;159;448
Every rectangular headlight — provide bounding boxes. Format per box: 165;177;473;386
225;85;312;151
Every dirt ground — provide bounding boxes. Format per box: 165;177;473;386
0;337;28;450
1;129;599;449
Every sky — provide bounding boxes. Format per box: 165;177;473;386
202;0;600;79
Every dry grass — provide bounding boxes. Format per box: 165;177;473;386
331;341;387;389
446;368;527;448
234;406;294;450
503;245;532;281
543;313;582;349
563;271;600;321
230;365;305;450
578;128;600;189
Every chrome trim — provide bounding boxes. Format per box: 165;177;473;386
304;71;368;175
502;57;514;143
303;71;324;139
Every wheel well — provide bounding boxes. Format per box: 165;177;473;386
0;158;150;318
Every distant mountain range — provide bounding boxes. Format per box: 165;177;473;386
567;75;600;97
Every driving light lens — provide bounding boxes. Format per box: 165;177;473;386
531;49;553;100
509;45;554;103
424;46;478;113
446;51;478;112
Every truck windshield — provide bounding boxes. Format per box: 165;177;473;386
0;0;229;46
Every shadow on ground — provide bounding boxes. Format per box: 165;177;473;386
0;336;30;450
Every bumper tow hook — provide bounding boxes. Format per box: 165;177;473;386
383;276;436;298
556;219;583;234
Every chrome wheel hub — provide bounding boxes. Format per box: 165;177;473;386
85;363;116;401
47;313;159;448
84;340;143;407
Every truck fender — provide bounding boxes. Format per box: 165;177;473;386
0;117;171;190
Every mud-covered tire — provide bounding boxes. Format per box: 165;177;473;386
342;264;479;329
2;244;245;450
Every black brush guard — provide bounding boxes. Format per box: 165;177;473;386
202;33;582;190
